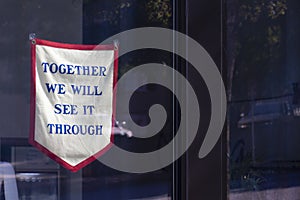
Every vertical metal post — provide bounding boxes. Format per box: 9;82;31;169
251;94;256;164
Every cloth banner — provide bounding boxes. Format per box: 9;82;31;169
30;39;118;172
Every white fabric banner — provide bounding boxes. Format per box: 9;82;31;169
30;39;117;171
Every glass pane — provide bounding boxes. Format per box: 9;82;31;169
228;0;300;199
0;1;175;199
82;1;174;199
0;0;226;199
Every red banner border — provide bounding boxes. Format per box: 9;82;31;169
30;39;118;172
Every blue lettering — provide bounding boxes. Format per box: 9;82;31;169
40;62;107;76
54;104;78;115
54;104;62;114
88;125;94;135
67;65;75;74
91;66;98;76
45;83;65;94
74;65;82;75
95;125;102;135
80;125;87;135
64;124;71;134
58;64;66;74
71;84;82;94
47;124;103;135
99;66;106;76
42;62;49;72
55;124;63;134
72;125;79;135
47;124;55;134
49;63;58;73
82;66;90;75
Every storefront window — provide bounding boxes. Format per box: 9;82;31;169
0;0;225;199
228;0;300;199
